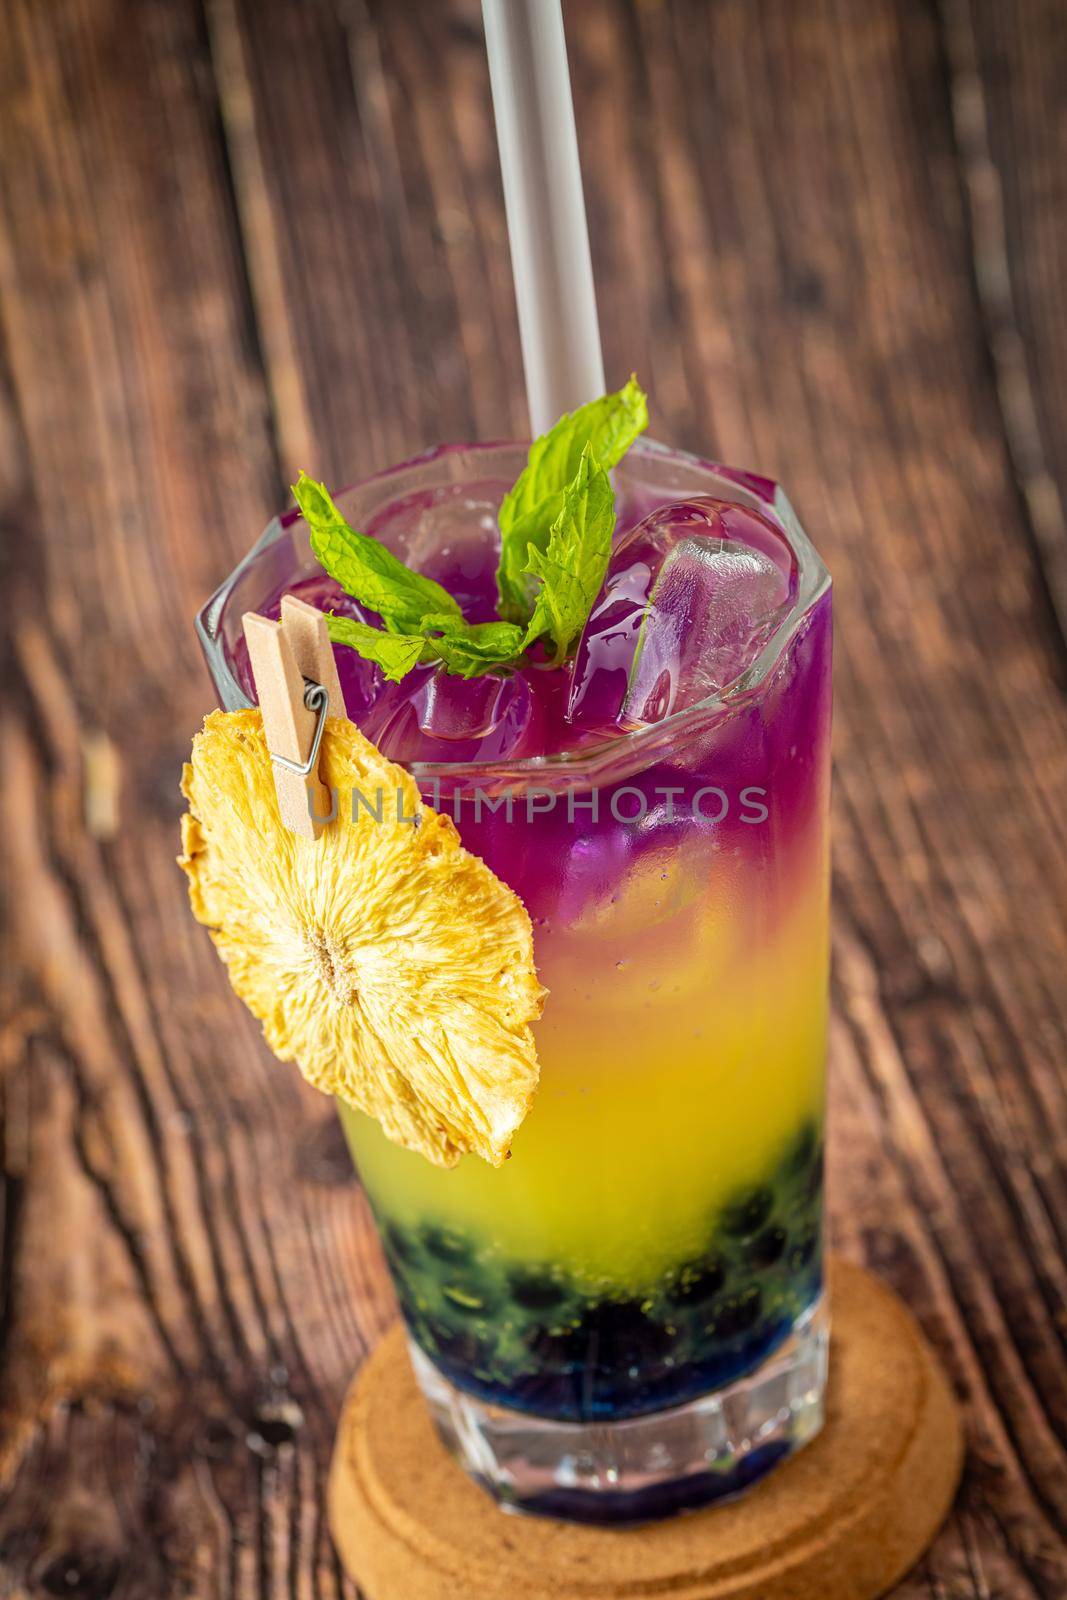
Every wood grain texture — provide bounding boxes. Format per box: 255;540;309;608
0;1;1064;1596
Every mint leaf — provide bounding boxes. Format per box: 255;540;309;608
294;471;460;633
521;446;615;666
325;616;426;683
496;377;648;621
326;611;525;683
420;617;526;679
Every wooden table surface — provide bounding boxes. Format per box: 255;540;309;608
1;1;1065;1595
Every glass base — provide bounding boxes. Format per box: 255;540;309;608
411;1294;829;1526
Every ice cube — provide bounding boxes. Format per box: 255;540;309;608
416;669;516;742
564;555;654;730
624;536;790;722
566;498;794;730
371;666;538;764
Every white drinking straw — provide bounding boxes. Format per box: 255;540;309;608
482;0;606;436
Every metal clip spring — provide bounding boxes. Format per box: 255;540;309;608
270;679;329;777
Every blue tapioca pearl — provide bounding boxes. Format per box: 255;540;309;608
424;1318;487;1368
421;1224;475;1266
579;1300;675;1369
747;1224;789;1270
524;1298;674;1373
507;1268;570;1312
524;1318;588;1369
665;1258;727;1307
705;1284;763;1339
719;1186;775;1239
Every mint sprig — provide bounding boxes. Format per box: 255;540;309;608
496;376;648;622
297;377;648;683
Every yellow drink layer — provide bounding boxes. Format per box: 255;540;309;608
343;842;828;1293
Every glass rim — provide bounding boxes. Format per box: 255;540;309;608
195;436;831;785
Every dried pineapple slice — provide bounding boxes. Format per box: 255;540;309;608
179;709;544;1168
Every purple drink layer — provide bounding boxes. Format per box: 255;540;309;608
224;449;830;932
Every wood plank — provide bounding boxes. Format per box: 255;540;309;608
946;0;1067;642
0;1;372;1595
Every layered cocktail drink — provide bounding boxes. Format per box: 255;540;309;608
197;435;831;1522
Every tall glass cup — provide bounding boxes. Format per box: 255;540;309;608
197;440;831;1523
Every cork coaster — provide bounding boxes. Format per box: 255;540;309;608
329;1258;963;1600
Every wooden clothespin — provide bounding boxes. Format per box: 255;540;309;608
242;595;346;840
